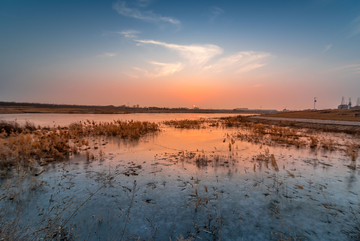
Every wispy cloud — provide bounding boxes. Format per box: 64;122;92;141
132;62;183;78
120;30;140;38
135;39;223;66
328;64;360;74
203;51;272;73
323;44;332;52
134;0;154;7
149;61;183;77
349;15;360;37
133;67;148;75
210;6;224;21
125;73;139;78
113;2;181;25
98;52;117;57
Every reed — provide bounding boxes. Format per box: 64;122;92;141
0;120;159;171
163;119;205;129
270;154;279;172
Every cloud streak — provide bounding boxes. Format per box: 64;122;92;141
204;51;272;73
210;6;224;21
132;62;183;78
98;52;117;57
149;61;183;77
328;64;360;74
134;0;154;7
135;39;223;66
323;44;332;52
349;15;360;37
113;2;180;25
120;30;140;38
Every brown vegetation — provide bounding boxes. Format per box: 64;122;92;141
163;119;205;129
0;120;159;171
262;109;360;122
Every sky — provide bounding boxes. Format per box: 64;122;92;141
0;0;360;110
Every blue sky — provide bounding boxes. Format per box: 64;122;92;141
0;0;359;109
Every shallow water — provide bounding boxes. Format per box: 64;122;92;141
1;115;359;240
0;113;243;126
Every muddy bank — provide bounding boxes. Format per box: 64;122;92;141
250;116;360;135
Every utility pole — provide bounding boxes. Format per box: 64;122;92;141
314;97;317;111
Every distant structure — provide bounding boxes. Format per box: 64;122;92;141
354;98;360;109
233;108;277;113
338;97;360;109
338;96;349;109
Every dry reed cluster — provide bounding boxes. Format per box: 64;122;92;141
234;122;354;151
163;119;205;129
0;120;159;171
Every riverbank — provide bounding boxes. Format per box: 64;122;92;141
261;109;360;122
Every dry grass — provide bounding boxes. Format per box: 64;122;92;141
233;119;349;152
0;120;159;171
0;120;36;134
263;109;360;122
163;119;205;129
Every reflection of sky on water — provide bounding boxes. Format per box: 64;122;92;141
0;118;359;240
0;113;244;127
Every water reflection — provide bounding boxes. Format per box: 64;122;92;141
0;119;359;240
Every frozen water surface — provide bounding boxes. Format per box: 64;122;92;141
0;114;359;240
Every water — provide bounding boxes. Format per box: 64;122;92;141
0;113;244;126
0;114;359;240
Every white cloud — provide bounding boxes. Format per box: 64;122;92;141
328;64;360;74
134;0;153;7
149;61;183;77
203;51;272;73
349;15;360;37
125;73;139;78
210;6;224;21
98;52;117;57
133;67;148;75
132;62;183;78
324;44;332;52
120;30;140;38
113;1;180;25
135;39;223;66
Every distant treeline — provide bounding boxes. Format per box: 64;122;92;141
0;101;197;111
0;101;121;109
0;101;278;113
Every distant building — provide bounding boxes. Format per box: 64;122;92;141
193;107;200;110
234;108;249;111
338;104;349;109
